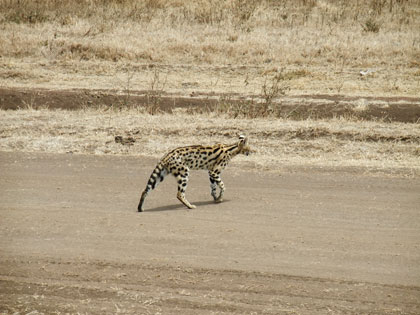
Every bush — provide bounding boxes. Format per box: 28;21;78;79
362;18;380;33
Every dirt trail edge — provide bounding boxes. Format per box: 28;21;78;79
1;152;419;314
1;87;420;122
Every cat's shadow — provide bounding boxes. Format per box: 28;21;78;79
142;199;230;212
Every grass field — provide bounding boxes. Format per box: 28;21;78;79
0;0;419;96
0;0;419;175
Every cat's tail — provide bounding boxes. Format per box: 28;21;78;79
137;163;168;212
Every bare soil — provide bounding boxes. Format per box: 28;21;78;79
1;87;419;122
1;151;419;314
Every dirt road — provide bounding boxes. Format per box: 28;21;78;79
1;152;419;314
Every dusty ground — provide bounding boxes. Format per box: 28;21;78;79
1;151;419;314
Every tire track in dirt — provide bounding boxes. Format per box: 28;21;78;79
1;259;419;314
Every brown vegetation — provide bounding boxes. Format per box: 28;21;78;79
0;1;419;175
0;0;419;96
0;107;418;176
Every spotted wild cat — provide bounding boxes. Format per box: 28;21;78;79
138;135;252;211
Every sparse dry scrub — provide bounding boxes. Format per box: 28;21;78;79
0;0;419;96
0;108;418;176
0;1;418;174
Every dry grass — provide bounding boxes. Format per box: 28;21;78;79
0;1;418;176
0;108;418;176
0;0;419;96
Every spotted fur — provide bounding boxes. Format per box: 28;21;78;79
138;135;252;212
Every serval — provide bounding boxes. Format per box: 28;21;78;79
138;135;252;211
